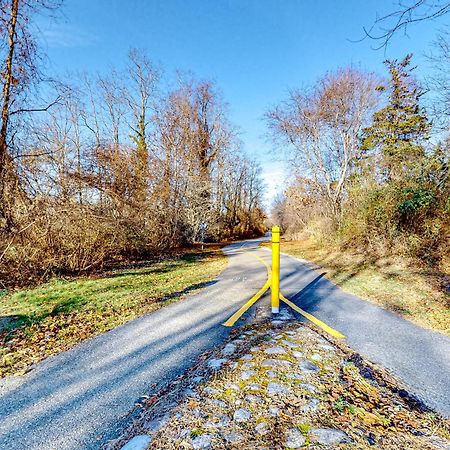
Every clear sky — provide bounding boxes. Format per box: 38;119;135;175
39;0;447;206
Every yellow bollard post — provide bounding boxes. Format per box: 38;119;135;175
271;225;280;314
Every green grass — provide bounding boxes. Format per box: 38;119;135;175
263;239;450;336
0;249;227;376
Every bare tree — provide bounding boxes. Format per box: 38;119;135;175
364;0;450;48
125;49;159;204
266;68;380;219
0;0;62;227
426;29;450;129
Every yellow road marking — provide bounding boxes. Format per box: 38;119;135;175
223;244;345;339
248;252;271;274
223;279;270;327
280;293;345;339
223;248;271;327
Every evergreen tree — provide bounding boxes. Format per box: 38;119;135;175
131;111;149;205
362;54;431;180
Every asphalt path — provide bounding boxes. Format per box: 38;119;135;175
0;239;266;450
1;237;449;450
255;247;450;417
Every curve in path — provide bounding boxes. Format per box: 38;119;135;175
0;239;265;450
1;238;449;450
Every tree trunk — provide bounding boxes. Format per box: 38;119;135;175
0;0;20;228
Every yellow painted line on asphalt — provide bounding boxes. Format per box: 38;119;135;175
223;244;346;339
280;293;345;339
249;251;271;275
223;247;271;327
223;278;270;327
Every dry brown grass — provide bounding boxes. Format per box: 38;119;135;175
267;239;450;336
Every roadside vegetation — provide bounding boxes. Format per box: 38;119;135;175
265;239;450;336
267;51;449;335
0;1;265;290
0;247;227;377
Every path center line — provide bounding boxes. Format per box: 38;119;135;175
223;244;346;339
223;248;271;327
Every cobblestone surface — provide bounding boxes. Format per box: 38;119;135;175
114;322;450;450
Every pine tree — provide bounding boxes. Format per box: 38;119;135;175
362;54;431;180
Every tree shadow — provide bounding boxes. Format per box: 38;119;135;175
0;275;242;449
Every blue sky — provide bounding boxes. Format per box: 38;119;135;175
39;0;446;205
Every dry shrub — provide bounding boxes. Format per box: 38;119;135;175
0;200;163;288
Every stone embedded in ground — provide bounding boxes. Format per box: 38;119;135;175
250;346;260;352
268;406;280;416
120;435;152;450
192;408;207;419
241;361;255;369
267;382;291;396
192;434;213;449
179;428;190;439
255;422;269;435
203;422;217;430
285;331;296;336
302;398;320;412
144;414;169;432
300;383;317;393
285;428;306;448
286;372;303;380
261;359;292;368
265;346;287;355
203;387;219;396
192;376;203;383
245;382;261;391
240;354;253;361
281;339;299;348
217;414;231;427
245;394;263;403
310;428;351;445
240;370;256;380
292;351;305;359
211;399;227;408
311;353;322;361
299;360;320;373
223;432;243;443
222;343;237;356
266;370;277;378
208;358;228;370
233;408;251;422
297;326;315;337
184;388;199;398
225;383;240;391
319;343;335;351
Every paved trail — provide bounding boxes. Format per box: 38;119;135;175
1;238;449;450
256;247;450;417
0;240;266;450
